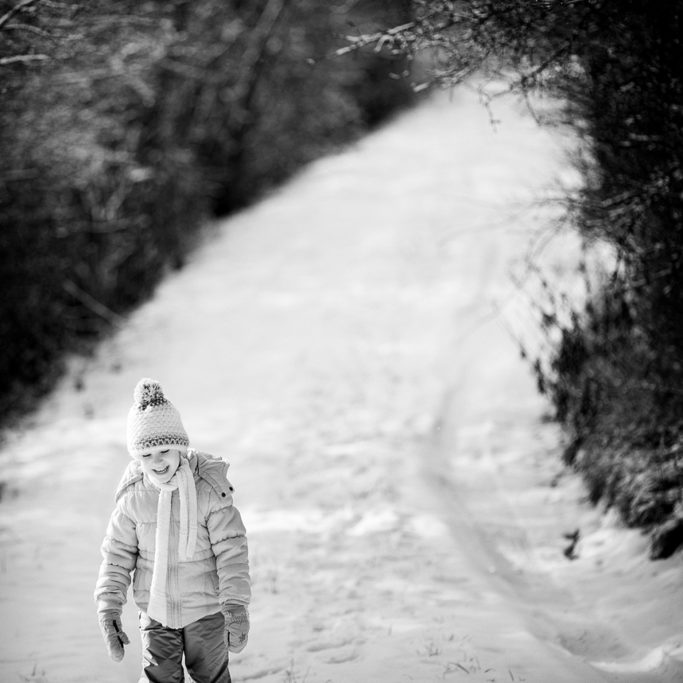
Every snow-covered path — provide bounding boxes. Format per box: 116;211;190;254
1;87;682;683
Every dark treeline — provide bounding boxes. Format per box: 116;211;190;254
0;0;415;422
368;0;683;557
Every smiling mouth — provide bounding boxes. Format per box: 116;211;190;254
154;465;170;475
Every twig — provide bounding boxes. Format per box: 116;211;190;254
0;0;38;32
0;53;48;65
62;279;125;327
335;21;415;56
231;0;289;106
4;21;55;39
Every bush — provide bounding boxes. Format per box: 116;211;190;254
530;268;683;556
359;0;683;556
0;0;415;425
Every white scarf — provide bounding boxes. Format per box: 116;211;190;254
146;456;197;627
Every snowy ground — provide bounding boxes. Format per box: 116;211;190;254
1;86;682;683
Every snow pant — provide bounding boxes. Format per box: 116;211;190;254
138;611;231;683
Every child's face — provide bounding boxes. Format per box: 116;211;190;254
140;447;182;483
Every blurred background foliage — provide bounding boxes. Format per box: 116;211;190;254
363;0;683;556
0;0;415;422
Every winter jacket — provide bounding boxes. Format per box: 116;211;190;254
94;449;250;628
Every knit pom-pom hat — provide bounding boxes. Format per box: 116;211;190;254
126;378;189;458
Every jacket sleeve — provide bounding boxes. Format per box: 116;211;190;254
94;495;138;613
207;490;251;606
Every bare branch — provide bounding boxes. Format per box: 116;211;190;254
231;0;289;106
335;22;416;57
5;21;54;39
0;0;39;32
0;53;49;65
62;280;124;328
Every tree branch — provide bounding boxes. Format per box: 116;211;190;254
232;0;289;109
0;53;49;65
0;0;39;32
4;21;55;39
62;279;124;328
335;21;416;57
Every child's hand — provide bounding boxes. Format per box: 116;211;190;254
222;604;250;653
98;609;130;662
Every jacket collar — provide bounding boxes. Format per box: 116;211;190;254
115;448;232;501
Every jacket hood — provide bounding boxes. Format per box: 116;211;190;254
115;448;232;501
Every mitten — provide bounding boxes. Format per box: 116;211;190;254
98;609;130;662
222;603;249;653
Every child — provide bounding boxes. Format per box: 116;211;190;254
94;378;251;683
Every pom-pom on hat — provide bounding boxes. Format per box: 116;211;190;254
126;378;189;457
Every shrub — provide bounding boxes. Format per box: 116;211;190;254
0;0;415;424
358;0;683;556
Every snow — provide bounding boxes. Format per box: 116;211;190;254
1;84;682;683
